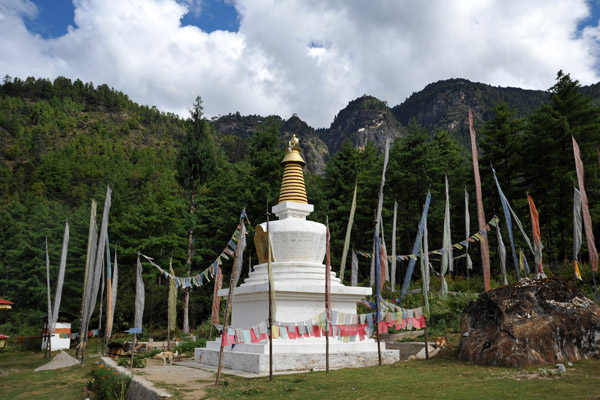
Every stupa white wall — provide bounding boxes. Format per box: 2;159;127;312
196;201;400;373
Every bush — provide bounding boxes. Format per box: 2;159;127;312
117;356;146;368
176;337;207;354
87;362;131;400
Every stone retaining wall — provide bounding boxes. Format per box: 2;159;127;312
99;357;171;400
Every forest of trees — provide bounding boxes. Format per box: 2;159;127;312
0;71;598;338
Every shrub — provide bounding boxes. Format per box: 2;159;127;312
87;362;131;400
116;356;146;368
176;337;207;354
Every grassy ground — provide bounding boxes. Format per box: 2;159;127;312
0;351;98;400
0;339;599;399
206;340;600;400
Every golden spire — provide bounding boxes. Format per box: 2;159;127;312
278;134;308;204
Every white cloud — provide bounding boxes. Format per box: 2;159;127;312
0;0;599;127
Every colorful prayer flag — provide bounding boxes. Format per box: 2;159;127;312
469;108;491;291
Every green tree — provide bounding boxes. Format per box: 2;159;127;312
522;71;600;261
480;100;526;208
175;96;216;334
246;121;283;221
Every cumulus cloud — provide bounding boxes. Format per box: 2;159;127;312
0;0;599;127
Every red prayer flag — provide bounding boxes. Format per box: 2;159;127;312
527;195;543;274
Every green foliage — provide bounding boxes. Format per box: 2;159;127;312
175;337;207;354
116;356;146;368
1;71;600;341
175;112;217;193
87;362;132;400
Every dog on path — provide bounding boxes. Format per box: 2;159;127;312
154;350;178;366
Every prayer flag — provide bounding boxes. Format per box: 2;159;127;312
134;254;145;329
45;237;52;336
423;214;430;293
108;248;118;340
50;221;69;333
496;219;508;285
492;169;536;263
391;200;398;292
211;267;223;325
339;181;358;283
469;108;491;291
375;231;381;322
465;189;473;269
169;257;177;332
371;138;390;287
326;217;332;324
528;195;544;276
441;175;452;297
351;250;359;287
267;229;277;322
574;187;583;279
575;260;582;280
573;136;598;272
105;233;112;342
400;191;431;298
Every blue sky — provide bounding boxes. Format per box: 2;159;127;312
25;0;240;38
2;0;600;127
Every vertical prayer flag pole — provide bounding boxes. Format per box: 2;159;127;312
325;216;331;373
77;199;97;360
574;137;599;300
44;236;52;358
374;217;382;366
391;198;398;292
266;205;273;381
339;181;358;283
468;108;491;291
97;258;105;355
215;213;244;386
419;235;429;360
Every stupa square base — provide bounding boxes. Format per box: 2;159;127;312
195;345;400;374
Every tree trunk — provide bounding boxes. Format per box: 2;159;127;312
183;190;195;335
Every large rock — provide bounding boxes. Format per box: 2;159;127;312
459;277;600;368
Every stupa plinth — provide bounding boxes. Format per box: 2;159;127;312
196;135;399;373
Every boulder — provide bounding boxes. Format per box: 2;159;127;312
459;277;600;368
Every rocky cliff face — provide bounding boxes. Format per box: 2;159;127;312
392;78;549;141
211;78;600;173
211;113;329;175
320;95;407;155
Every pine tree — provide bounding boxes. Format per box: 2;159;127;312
175;96;216;334
522;71;600;261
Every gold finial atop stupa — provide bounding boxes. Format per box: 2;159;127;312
278;134;308;204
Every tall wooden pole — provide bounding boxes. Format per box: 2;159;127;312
325;216;330;373
130;257;138;369
420;236;429;360
215;216;243;386
77;199;97;360
266;207;273;381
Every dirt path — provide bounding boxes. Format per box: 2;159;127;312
132;357;215;399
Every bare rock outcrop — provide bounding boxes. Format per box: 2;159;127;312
459;277;600;368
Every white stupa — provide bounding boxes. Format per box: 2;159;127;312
196;135;399;373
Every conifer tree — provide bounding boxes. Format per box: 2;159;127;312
522;71;600;260
175;96;216;334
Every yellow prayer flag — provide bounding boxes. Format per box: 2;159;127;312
575;260;583;281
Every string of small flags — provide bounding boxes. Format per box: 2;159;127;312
357;216;499;261
141;210;249;289
220;307;426;346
